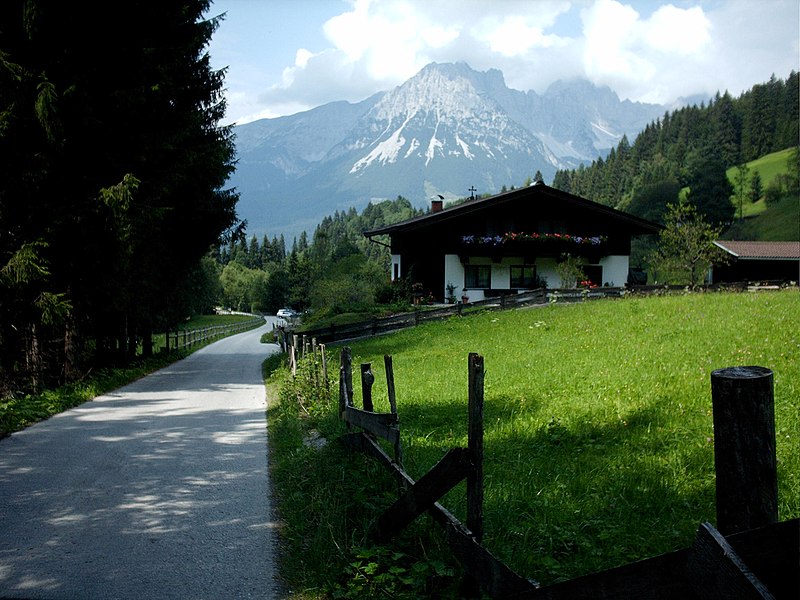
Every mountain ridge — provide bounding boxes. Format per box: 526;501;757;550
230;62;673;240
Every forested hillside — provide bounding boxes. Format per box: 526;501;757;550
552;72;799;232
215;197;423;317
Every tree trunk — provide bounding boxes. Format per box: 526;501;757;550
25;322;42;394
142;328;153;358
63;312;78;383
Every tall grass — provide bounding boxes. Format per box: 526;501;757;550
334;290;799;585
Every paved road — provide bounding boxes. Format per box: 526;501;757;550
0;323;282;599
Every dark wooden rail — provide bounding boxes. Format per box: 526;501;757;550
333;349;798;599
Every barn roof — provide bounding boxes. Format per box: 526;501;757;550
714;241;800;260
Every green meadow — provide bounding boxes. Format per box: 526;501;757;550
724;147;799;240
271;290;799;593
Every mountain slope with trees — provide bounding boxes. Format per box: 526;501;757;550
218;73;799;322
552;72;799;237
0;1;238;397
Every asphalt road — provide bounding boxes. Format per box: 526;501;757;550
0;323;283;599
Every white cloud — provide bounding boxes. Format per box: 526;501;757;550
475;15;568;56
645;5;711;55
215;0;799;124
580;0;718;103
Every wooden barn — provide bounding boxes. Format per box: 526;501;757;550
712;241;800;283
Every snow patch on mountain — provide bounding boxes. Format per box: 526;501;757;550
229;62;670;240
350;114;414;173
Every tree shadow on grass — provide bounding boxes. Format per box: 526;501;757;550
375;395;716;587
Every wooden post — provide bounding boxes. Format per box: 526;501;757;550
341;347;354;408
311;337;319;391
385;355;403;467
339;368;346;418
321;343;329;391
468;352;484;543
291;334;298;376
711;366;778;535
385;355;397;414
361;363;375;412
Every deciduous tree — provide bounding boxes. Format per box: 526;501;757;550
649;203;728;286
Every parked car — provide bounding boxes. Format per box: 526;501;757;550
277;308;297;319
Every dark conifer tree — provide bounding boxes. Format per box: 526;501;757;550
685;146;735;225
0;1;238;388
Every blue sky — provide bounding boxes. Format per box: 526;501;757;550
205;0;800;125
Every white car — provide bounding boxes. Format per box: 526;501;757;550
277;308;297;319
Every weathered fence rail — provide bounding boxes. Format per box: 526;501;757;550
332;348;798;599
292;281;792;346
296;289;547;344
163;316;264;352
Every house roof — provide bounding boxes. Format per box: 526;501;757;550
363;182;661;238
714;241;800;260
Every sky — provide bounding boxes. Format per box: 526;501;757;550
205;0;799;126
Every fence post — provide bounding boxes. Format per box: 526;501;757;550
710;366;778;535
468;352;484;544
320;343;329;391
310;337;319;391
291;334;298;377
341;347;353;410
385;355;403;466
361;363;375;412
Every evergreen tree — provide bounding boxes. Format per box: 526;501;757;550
749;170;763;203
712;92;741;165
685;146;735;225
734;163;750;221
0;1;238;389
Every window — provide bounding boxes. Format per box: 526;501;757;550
510;265;536;288
464;265;491;289
582;265;603;287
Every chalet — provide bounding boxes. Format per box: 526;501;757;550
364;182;660;303
711;241;800;283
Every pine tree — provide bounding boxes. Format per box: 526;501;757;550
749;171;763;203
0;1;238;386
685;146;735;225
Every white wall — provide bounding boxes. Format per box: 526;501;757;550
537;258;559;289
600;255;628;287
391;254;401;281
444;254;468;300
442;253;630;301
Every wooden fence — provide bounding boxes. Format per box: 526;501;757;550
333;348;798;599
291;281;786;346
162;316;264;352
295;289;548;345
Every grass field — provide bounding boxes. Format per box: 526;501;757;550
724;148;799;238
270;290;799;595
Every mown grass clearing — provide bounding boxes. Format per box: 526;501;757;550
350;290;799;582
270;290;798;594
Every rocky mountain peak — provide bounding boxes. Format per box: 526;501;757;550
369;62;504;122
229;62;670;241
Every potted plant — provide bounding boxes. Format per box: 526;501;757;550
446;282;457;304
